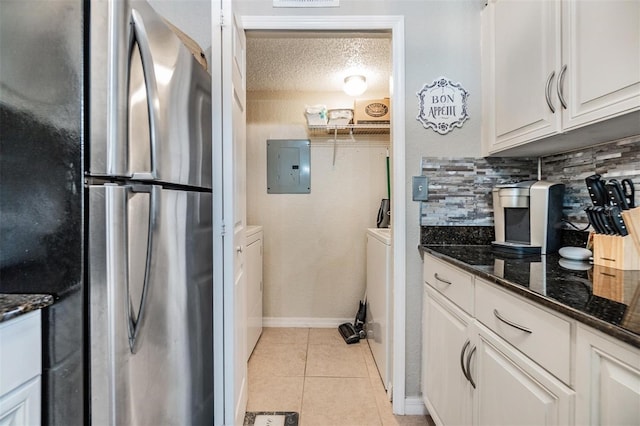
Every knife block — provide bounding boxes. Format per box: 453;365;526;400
593;207;640;270
591;265;625;303
622;206;640;256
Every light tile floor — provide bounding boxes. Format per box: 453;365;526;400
247;327;434;426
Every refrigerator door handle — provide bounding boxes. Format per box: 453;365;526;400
126;184;158;354
129;9;160;181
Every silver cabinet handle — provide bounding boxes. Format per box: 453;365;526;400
494;309;532;334
460;339;471;382
236;246;243;253
545;71;556;113
434;273;452;285
466;345;477;389
130;9;160;181
557;64;568;109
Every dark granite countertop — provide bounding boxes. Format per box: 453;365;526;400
0;294;54;323
421;245;640;349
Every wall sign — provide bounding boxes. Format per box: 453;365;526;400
416;77;469;135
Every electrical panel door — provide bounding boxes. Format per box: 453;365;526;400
266;139;311;194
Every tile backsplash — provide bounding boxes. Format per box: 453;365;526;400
420;135;640;227
543;135;640;226
420;157;537;226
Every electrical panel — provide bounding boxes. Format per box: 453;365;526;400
267;139;311;194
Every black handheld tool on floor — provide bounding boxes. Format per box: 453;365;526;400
339;300;366;344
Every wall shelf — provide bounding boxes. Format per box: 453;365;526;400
307;123;390;136
306;123;390;165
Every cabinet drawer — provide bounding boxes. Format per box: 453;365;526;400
475;278;571;384
423;254;474;315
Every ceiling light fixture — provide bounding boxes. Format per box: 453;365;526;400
343;75;367;97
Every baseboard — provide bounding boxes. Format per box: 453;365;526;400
403;396;427;416
262;317;352;328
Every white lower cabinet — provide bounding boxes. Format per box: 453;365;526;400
0;377;41;426
475;323;574;426
422;281;573;426
0;310;42;426
422;252;640;425
422;285;473;426
575;325;640;426
475;278;571;385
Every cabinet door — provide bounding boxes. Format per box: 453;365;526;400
483;0;561;152
0;376;41;426
575;325;640;426
0;312;41;426
561;0;640;130
422;286;473;426
475;324;574;426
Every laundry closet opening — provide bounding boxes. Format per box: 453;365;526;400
245;30;393;328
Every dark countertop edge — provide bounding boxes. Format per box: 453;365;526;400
0;294;54;323
420;245;640;350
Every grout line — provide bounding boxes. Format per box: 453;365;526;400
299;328;311;424
358;340;400;425
303;327;310;377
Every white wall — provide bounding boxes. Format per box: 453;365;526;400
401;1;483;397
247;90;390;321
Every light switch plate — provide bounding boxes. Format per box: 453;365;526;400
412;176;428;201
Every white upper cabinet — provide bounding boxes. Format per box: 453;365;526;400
561;0;640;130
482;0;640;156
483;0;561;150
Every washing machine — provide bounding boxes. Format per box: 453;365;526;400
366;227;392;392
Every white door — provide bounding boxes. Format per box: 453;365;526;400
212;1;247;425
231;13;248;419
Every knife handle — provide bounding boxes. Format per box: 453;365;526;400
595;206;615;235
585;207;602;234
586;174;605;206
605;182;629;210
622;179;635;208
605;206;627;236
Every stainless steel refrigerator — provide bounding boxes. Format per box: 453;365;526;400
0;0;213;424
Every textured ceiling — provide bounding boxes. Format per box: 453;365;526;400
246;31;392;94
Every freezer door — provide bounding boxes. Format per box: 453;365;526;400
89;184;213;425
89;0;212;189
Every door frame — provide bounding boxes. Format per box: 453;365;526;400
237;14;407;415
